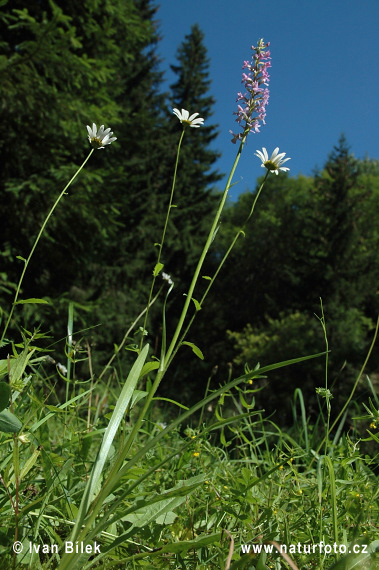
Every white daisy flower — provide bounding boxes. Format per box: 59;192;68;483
87;123;117;149
173;108;204;128
255;147;291;175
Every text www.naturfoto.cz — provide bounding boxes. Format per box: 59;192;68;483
241;542;368;555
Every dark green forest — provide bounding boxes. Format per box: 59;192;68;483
1;0;378;423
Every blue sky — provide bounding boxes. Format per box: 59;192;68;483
155;0;379;201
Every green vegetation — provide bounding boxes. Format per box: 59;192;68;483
0;345;378;568
208;137;379;419
0;1;378;568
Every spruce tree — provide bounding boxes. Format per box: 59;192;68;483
166;24;222;283
0;0;167;353
308;135;359;302
170;24;222;187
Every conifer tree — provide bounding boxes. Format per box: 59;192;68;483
308;135;359;302
166;24;223;283
170;24;222;187
0;0;168;351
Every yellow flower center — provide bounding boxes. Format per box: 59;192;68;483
264;160;278;171
90;137;103;149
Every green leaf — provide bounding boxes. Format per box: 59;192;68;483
86;475;208;566
129;389;148;410
152;397;189;410
140;361;160;378
123;475;207;528
8;345;36;387
15;298;50;305
155;511;177;525
46;405;66;413
183;295;202;311
0;359;10;378
0;409;22;433
202;275;212;280
70;345;150;540
122;496;184;528
182;341;204;360
153;262;164;277
157;532;222;554
0;382;11;412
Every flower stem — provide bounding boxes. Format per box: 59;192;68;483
1;149;94;345
163;133;248;369
140;129;185;353
201;169;269;299
166;170;270;368
107;133;251;478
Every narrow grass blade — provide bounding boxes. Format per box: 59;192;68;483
29;389;93;432
317;455;338;544
293;388;309;453
64;345;149;550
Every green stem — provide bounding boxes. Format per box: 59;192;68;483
166;170;269;369
328;313;379;432
310;312;379;467
319;300;330;456
1;149;94;345
162;132;250;369
98;290;161;385
139;130;185;352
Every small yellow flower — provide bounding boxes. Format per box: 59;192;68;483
248;379;253;385
279;465;284;470
369;422;377;429
193;452;200;457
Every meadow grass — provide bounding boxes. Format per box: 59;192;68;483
0;324;378;568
